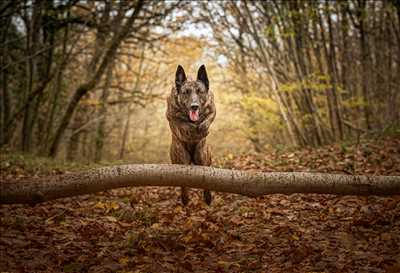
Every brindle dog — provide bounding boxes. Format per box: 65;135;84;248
166;65;216;205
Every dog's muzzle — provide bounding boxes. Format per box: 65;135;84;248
189;103;200;122
190;103;199;111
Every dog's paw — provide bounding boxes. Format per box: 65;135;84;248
181;187;189;206
181;195;189;206
203;190;212;206
198;121;208;132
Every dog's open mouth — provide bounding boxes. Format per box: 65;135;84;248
189;109;199;122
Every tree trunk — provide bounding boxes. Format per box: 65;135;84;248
94;64;113;163
240;2;304;146
119;106;132;160
325;3;344;141
119;43;146;159
312;5;342;143
66;107;85;161
356;0;372;130
271;78;305;146
66;131;80;161
41;12;70;154
288;2;323;146
386;4;400;127
1;164;399;205
338;2;353;137
21;0;42;152
48;1;144;157
0;7;13;146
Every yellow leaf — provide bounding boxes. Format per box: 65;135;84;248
110;201;120;210
94;202;105;209
151;223;161;229
118;257;129;265
182;234;192;243
174;206;183;214
105;216;117;222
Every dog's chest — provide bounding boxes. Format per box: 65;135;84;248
178;120;208;142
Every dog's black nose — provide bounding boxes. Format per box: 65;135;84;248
191;104;199;111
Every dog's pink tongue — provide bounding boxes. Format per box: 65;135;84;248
189;110;199;122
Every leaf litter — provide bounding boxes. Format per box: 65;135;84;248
0;137;399;272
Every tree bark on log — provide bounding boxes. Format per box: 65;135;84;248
1;164;399;205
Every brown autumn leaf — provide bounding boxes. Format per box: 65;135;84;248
1;137;399;273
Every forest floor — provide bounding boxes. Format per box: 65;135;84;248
1;136;399;273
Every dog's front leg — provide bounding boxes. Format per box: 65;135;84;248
170;137;192;206
194;139;212;205
198;107;216;133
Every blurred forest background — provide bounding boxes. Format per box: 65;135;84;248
1;0;399;164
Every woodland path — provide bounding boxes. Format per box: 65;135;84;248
1;137;399;273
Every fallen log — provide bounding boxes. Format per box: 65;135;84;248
1;164;399;204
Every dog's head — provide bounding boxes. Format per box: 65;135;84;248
175;65;209;122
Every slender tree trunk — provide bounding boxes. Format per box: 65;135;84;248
311;12;336;142
119;106;132;160
66;107;85;161
66;130;81;161
41;20;69;154
21;0;43;152
5;75;54;136
81;130;89;159
356;0;372;130
325;3;344;140
242;1;305;146
316;6;344;142
386;4;400;126
282;2;322;146
119;43;146;159
62;3;108;161
271;78;305;147
35;1;55;149
338;2;353;137
0;13;12;146
48;1;144;157
94;63;113;162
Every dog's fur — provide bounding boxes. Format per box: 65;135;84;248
166;65;216;205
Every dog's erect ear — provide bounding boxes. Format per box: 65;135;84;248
175;65;187;92
197;65;209;90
